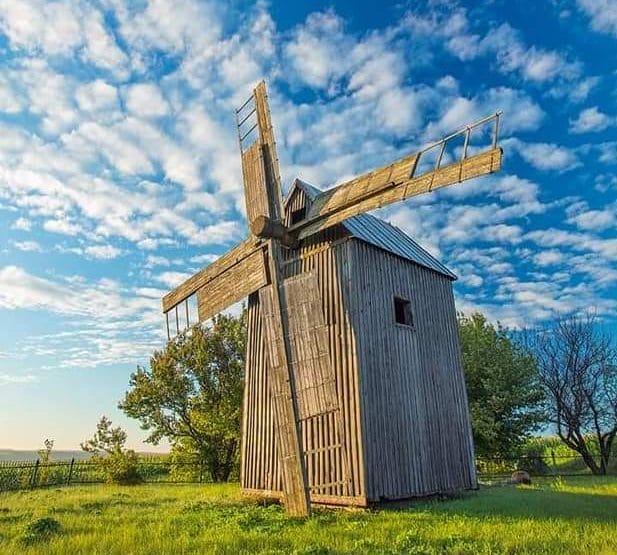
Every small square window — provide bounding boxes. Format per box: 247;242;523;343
290;207;306;225
394;296;413;327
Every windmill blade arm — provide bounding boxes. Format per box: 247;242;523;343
291;113;503;240
162;238;269;337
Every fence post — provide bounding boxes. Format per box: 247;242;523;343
199;460;203;484
30;460;40;488
67;458;75;485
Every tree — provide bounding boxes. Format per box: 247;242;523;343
81;416;141;484
459;313;544;459
523;313;617;475
119;312;246;482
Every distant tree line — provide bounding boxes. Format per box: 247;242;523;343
98;308;616;481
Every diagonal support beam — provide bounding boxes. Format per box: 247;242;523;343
259;240;311;517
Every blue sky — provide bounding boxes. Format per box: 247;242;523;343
0;0;615;451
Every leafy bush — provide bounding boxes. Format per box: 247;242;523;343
21;517;62;544
81;416;142;485
96;451;142;485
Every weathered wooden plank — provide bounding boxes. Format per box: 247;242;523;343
283;272;339;420
294;148;502;240
196;248;268;322
259;239;311;517
241;141;270;225
253;81;283;222
162;238;263;313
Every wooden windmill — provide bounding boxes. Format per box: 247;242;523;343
162;81;503;516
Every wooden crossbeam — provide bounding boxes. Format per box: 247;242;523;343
162;238;263;314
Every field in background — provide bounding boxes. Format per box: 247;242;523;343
0;477;616;554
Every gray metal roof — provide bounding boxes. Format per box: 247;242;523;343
292;179;457;280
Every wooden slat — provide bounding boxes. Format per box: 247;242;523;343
196;248;268;322
253;81;283;222
293;148;502;240
162;238;262;313
241;141;270;224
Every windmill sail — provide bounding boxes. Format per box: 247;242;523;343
162;238;267;338
290;113;502;240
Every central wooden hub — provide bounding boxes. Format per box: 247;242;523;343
250;215;296;247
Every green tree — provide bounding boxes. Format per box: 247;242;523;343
81;416;141;484
459;313;544;459
119;312;246;482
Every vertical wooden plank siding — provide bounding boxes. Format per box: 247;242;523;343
348;240;476;501
241;186;366;504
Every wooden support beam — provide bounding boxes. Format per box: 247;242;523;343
259;240;311;517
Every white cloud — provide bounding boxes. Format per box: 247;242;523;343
0;373;37;386
406;10;581;84
569;106;614;133
526;228;617;259
11;217;32;231
504;138;580;172
534;249;564;266
157;271;192;289
75;79;119;112
125;83;170;118
577;0;617;37
12;240;42;252
43;218;82;236
0;0;83;55
284;10;350;91
84;244;122;259
190;253;219;265
566;201;617;231
0;1;128;76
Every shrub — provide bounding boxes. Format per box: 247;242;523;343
81;416;142;485
96;451;142;485
21;517;62;544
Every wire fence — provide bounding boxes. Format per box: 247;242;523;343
0;457;210;492
1;453;614;493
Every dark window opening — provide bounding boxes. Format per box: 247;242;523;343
394;297;413;327
290;207;306;225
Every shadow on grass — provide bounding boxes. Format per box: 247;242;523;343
391;485;617;524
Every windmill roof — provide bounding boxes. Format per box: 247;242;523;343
291;179;457;281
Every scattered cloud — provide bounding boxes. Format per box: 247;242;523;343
84;244;123;260
504;138;581;172
157;271;193;289
577;0;617;37
11;217;32;231
125;83;170;118
12;240;42;252
0;373;37;386
569;106;614;133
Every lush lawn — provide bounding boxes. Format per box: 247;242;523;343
0;477;616;554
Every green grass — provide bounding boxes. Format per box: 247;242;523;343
1;477;616;554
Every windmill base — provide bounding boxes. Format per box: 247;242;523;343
241;484;478;509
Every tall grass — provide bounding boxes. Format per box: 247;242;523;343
0;477;616;554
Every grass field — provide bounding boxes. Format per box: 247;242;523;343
0;477;616;554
